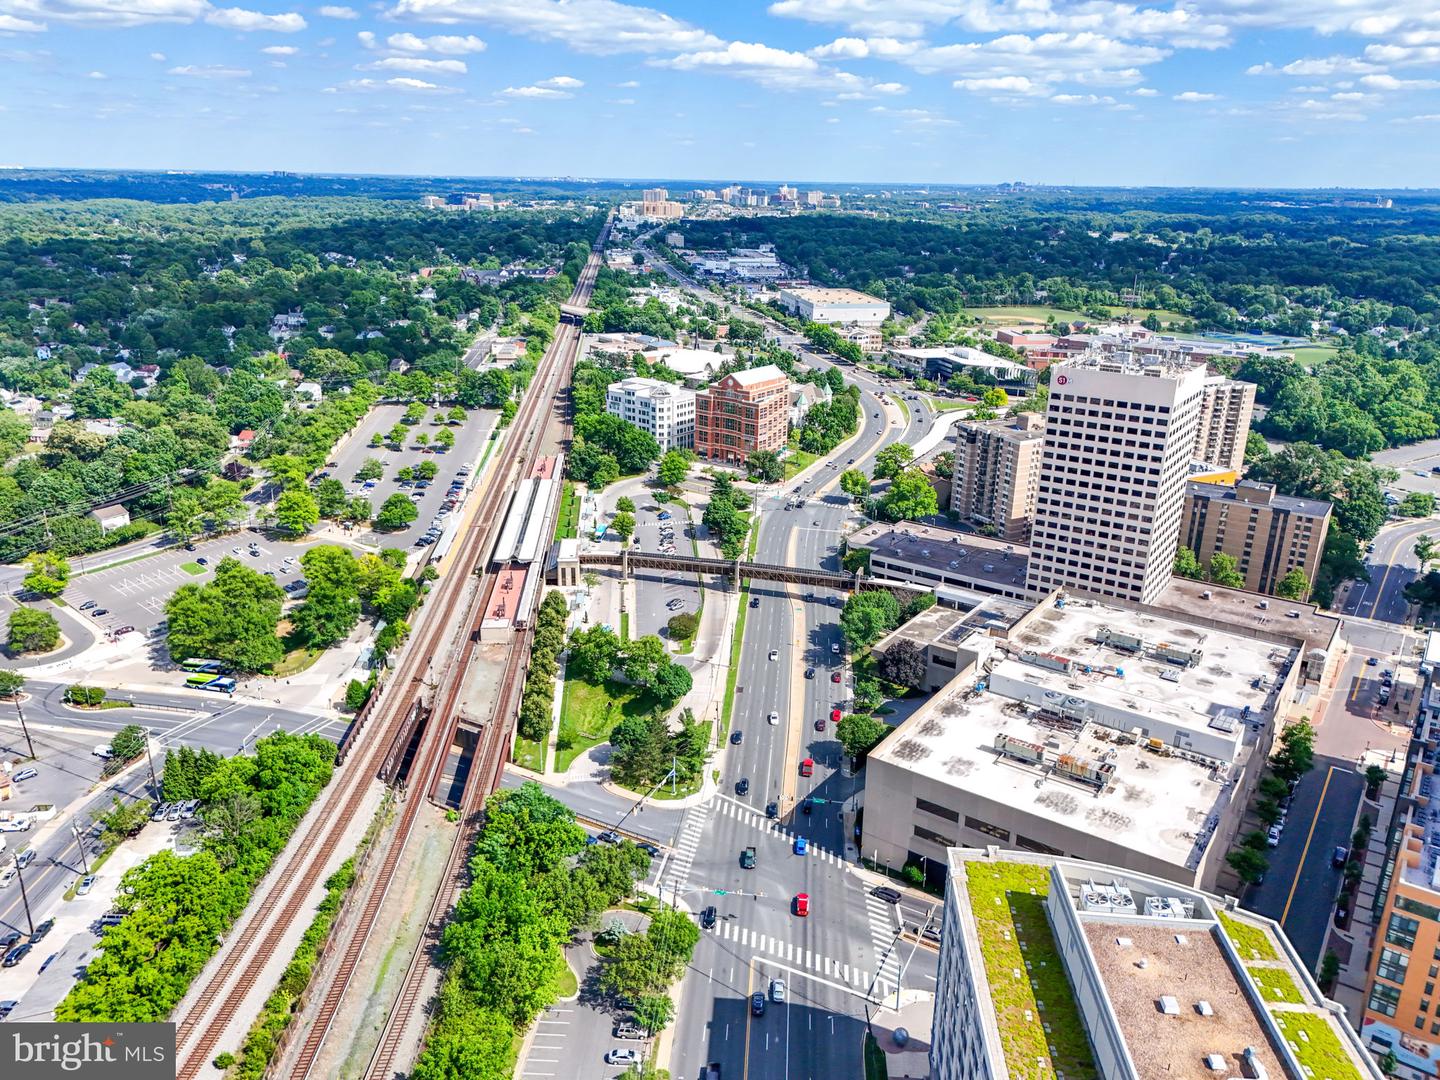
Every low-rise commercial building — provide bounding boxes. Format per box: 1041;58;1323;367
934;848;1381;1080
776;287;890;326
951;413;1045;542
887;345;1037;389
694;364;789;465
863;591;1302;894
604;377;696;452
848;521;1032;601
1183;479;1332;596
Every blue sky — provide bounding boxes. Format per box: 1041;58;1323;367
2;0;1440;187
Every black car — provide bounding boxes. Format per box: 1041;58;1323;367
91;608;109;617
2;943;32;968
749;597;760;608
639;843;660;858
801;798;813;815
700;906;717;929
765;802;779;819
872;886;903;904
804;667;815;679
0;930;19;950
29;918;54;944
196;556;209;566
730;730;743;745
735;778;749;796
751;992;766;1017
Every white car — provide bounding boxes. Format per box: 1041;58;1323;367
1266;825;1282;848
768;649;779;661
768;711;780;726
604;1049;641;1066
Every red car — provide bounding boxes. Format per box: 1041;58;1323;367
800;758;814;777
794;893;810;917
831;672;841;684
830;707;842;723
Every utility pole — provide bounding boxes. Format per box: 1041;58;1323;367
71;821;90;875
143;728;159;799
12;854;34;936
13;695;35;760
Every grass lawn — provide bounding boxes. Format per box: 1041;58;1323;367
965;861;1098;1080
1099;305;1188;325
888;393;910;424
647;772;703;800
620;611;630;642
512;734;546;772
925;396;976;413
555;676;652;773
969;305;1091;326
1272;1013;1362;1080
1290;344;1341;366
179;561;207;576
1219;911;1278;961
783;445;819;480
551;957;579;999
272;645;324;678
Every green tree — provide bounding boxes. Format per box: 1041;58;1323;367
981;386;1009;408
840;468;870;501
746;450;784;484
110;724;147;763
375;494;419;530
840;590;901;649
7;607;60;654
1416;535;1438;574
292;546;361;647
634;994;675;1034
1173;546;1205;580
416;460;439;481
616;496;636;514
667;612;699;640
436;428;456;450
313;477;348;518
1206;552;1245;589
274;488;320;536
836;713;890;762
873;443;914;480
1398;492;1436;518
0;669;24;698
1226;846;1268;885
1274;568;1310;601
610;511;636;543
1272;720;1316;785
356;457;385;482
650;658;693;708
22;551;70;597
657;449;691;488
879;468;939;522
877;637;927;688
265;454;310;489
166;491;205;544
165;557;285;673
343;496;373;525
568;626;622;684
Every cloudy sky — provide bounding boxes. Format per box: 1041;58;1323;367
2;0;1439;186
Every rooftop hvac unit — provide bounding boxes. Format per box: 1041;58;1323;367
1160;669;1182;683
1097;626;1146;652
1159;996;1181;1016
1196;1001;1214;1017
1109;886;1136;913
1243;1046;1269;1080
1156;642;1204;667
1023;650;1074;673
1081;887;1113;913
994;733;1045;764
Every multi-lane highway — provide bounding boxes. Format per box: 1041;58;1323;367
1341;515;1437;624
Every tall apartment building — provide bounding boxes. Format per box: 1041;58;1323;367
604;377;696;452
1025;351;1207;605
1362;635;1440;1079
693;364;789;466
1195;376;1257;471
934;848;1382;1080
951;413;1045;542
640;187;683;220
1182;479;1332;596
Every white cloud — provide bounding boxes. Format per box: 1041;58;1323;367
1248;56;1383;77
502;84;572;98
386;0;723;55
1360;73;1440;89
261;44;297;54
953;74;1043;95
1130;86;1158;96
869;104;956;125
921;32;1161;97
387;76;450;90
205;7;306;32
616;79;639;87
150;51;166;59
0;12;44;30
1051;92;1115;105
807;35;919;60
654;38;893;93
318;4;356;15
871;80;907;93
538;74;582;88
357;30;374;47
168;63;252;77
1389;113;1440;123
1174;90;1217;101
86;68;105;77
386;32;486;53
369;56;466;74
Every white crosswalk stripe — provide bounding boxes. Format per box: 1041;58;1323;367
708;915;889;997
712;795;848;866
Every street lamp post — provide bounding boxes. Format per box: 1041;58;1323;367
12;695;35;760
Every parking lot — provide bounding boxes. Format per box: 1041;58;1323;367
63;529;314;641
324;403;497;551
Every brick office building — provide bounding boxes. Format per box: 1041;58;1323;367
693;365;789;466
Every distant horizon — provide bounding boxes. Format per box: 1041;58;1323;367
3;166;1440;197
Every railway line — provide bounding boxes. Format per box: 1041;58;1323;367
172;226;605;1080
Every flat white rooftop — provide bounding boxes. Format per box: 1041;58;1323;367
873;597;1297;872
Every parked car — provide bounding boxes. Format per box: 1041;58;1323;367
0;1000;16;1020
76;875;96;896
29;918;53;944
2;943;31;968
1333;845;1349;868
605;1049;641;1066
613;1023;646;1040
1266;826;1282;847
12;767;36;783
90;608;108;617
770;979;786;1003
0;931;19;950
79;600;97;611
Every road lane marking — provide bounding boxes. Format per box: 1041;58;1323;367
1280;765;1338;925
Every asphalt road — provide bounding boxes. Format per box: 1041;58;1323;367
1342;516;1438;625
1243;760;1365;970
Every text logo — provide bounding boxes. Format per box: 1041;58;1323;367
4;1025;175;1080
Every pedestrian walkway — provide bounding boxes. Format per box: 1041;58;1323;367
704;919;895;1000
662;800;713;899
710;794;850;867
865;891;904;992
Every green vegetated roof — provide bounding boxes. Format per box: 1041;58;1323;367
964;862;1099;1080
1219;911;1279;962
1272;1012;1363;1080
1247;966;1304;1004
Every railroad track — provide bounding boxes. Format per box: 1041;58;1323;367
286;241;599;1080
174;231;604;1080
